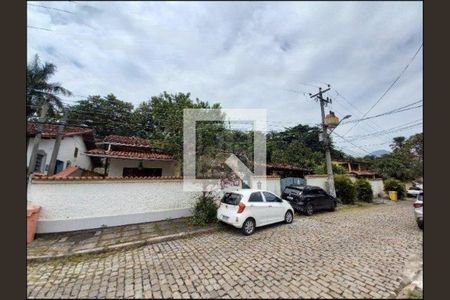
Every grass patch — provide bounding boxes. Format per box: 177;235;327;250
407;288;423;299
153;223;163;235
337;201;378;212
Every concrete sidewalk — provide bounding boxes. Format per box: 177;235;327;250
27;217;219;262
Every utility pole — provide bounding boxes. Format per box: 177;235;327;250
27;102;49;180
309;86;336;198
47;110;67;176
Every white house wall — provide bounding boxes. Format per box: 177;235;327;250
305;175;329;191
26;136;92;172
107;159;177;177
28;179;201;233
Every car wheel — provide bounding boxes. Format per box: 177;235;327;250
242;218;256;235
418;222;423;230
285;210;293;224
305;204;314;216
330;201;336;211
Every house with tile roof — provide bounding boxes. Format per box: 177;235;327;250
85;135;178;177
332;159;379;179
27;122;96;175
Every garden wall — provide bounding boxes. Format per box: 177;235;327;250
28;177;200;233
28;175;281;233
305;175;385;197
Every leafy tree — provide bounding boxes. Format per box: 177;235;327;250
390;136;406;151
313;163;347;175
66;94;135;137
27;54;72;119
373;134;423;181
131;101;154;138
141;92;223;162
266;124;346;170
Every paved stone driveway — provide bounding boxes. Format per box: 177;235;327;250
27;201;422;298
28;217;217;259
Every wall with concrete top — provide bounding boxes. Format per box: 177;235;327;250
248;176;281;196
28;176;281;233
28;178;201;233
305;175;385;197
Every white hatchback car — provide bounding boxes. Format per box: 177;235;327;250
217;189;294;235
414;192;423;230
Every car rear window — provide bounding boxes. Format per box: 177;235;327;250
221;193;242;205
284;187;303;195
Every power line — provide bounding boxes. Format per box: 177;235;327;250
340;101;422;125
27;3;75;14
342;42;423;136
27;25;52;32
332;132;372;155
330;84;407;144
345;121;422;142
298;82;321;89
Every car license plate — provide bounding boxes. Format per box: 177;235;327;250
287;196;293;200
221;214;229;221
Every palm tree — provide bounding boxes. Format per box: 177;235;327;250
26;54;72;119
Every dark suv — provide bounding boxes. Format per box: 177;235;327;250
281;185;337;216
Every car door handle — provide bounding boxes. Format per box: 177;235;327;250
268;205;273;207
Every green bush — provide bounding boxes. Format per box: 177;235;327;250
192;194;218;226
334;175;356;204
384;178;406;200
355;178;373;202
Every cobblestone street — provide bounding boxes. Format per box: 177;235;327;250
27;200;423;299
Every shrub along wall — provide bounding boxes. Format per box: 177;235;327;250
384;178;406;199
306;175;384;198
355;178;373;203
334;175;356;204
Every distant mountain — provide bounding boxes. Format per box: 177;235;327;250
370;149;390;157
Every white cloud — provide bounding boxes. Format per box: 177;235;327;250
27;1;423;155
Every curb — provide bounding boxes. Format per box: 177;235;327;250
28;226;219;263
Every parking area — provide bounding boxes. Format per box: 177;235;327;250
27;200;422;299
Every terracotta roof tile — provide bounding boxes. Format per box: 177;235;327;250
31;175;281;181
32;175;184;181
103;135;151;147
85;149;174;160
27;122;93;138
52;166;80;178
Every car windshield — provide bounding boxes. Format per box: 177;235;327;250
221;193;242;205
284;187;303;195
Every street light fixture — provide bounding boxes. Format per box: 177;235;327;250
329;114;351;135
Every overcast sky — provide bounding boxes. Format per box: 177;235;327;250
27;1;423;156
